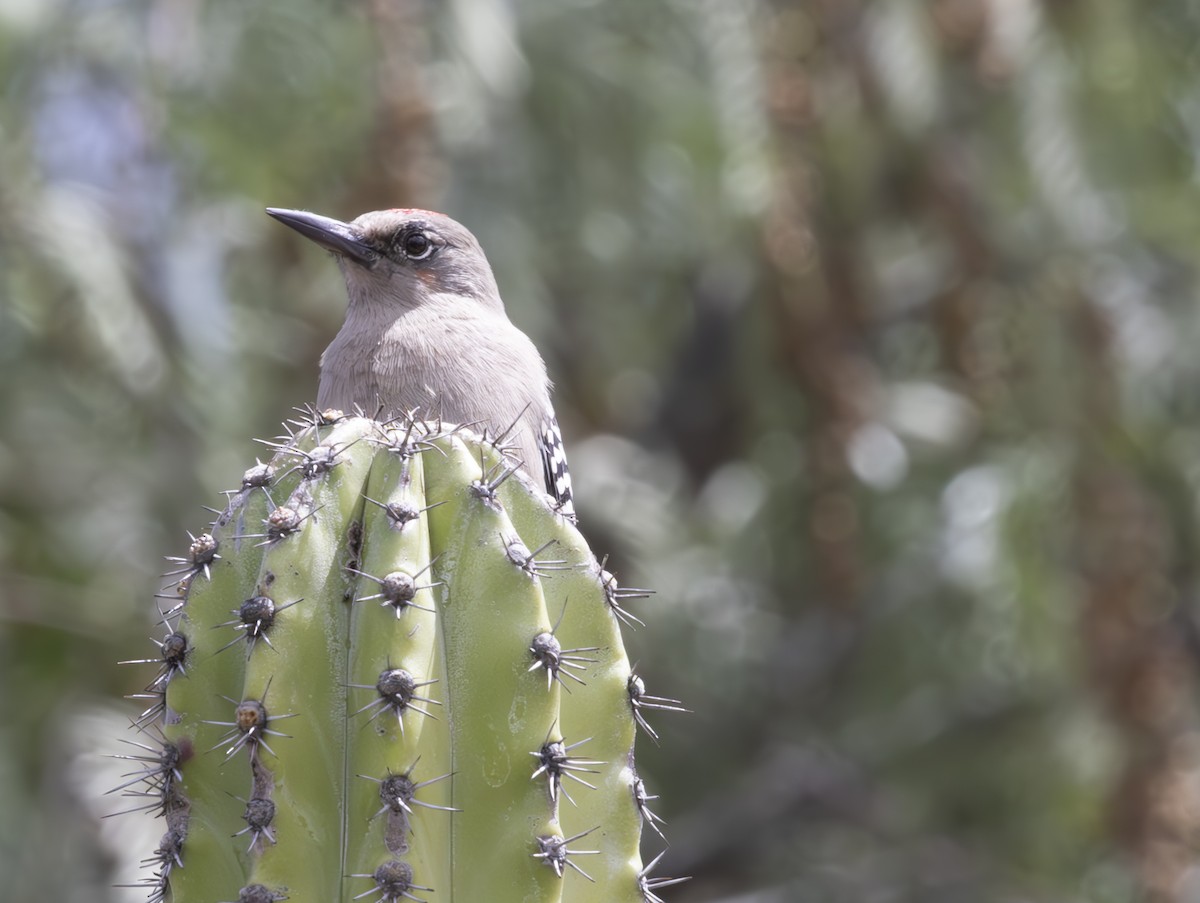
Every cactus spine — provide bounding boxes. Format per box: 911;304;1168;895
117;411;683;903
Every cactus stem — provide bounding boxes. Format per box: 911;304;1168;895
129;416;659;901
533;827;601;881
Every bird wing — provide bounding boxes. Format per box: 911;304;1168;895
540;415;575;519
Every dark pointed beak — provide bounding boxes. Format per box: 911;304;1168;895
266;208;377;266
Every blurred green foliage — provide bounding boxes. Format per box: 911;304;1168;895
5;0;1200;901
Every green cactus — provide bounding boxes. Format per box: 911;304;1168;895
116;410;684;903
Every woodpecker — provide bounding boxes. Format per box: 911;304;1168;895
267;206;574;517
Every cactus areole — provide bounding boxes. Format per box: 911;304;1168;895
117;411;685;903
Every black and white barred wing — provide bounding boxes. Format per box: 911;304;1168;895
540;414;574;518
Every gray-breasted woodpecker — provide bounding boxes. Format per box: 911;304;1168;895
267;206;574;518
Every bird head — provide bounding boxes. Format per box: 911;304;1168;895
267;207;503;313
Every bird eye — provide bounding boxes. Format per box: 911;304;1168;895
401;231;434;260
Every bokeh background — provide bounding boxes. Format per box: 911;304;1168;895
5;0;1200;900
